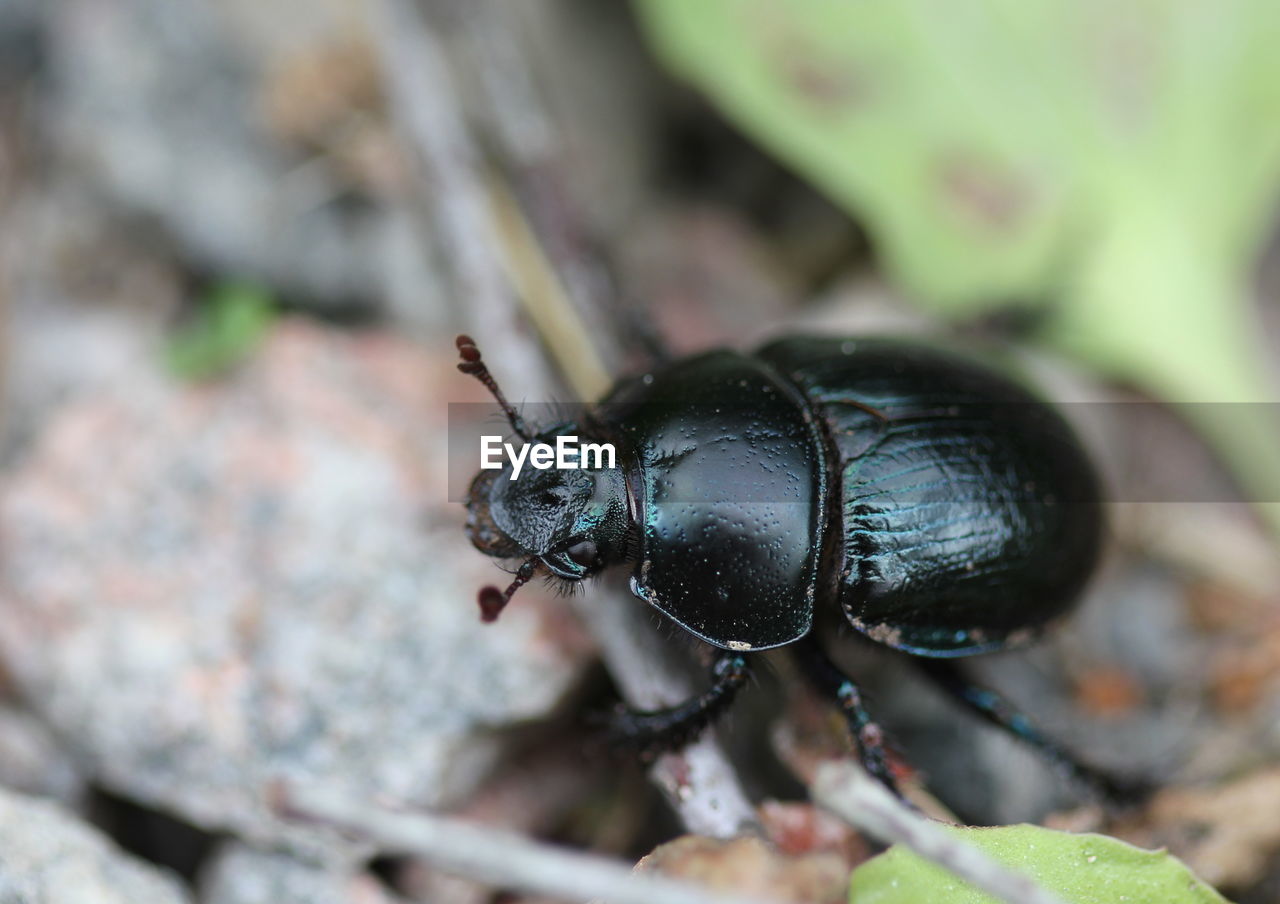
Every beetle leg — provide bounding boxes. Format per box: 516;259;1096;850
915;658;1153;807
791;636;904;799
603;654;749;759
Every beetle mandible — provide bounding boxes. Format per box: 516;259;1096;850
458;332;1134;802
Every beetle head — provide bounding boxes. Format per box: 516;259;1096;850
456;335;630;622
465;430;629;581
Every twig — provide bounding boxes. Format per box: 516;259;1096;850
811;761;1067;904
462;0;631;374
488;155;755;836
572;586;759;838
281;784;785;904
375;0;755;838
373;0;549;394
486;172;611;399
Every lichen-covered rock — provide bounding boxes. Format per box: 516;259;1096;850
0;787;191;904
0;321;593;852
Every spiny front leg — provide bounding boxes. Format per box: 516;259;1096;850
791;635;904;799
604;653;749;760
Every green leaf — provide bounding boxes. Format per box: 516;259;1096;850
848;823;1231;904
166;281;276;381
634;0;1280;540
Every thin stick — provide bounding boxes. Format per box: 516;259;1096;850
486;172;612;401
373;0;548;396
464;0;631;375
570;586;759;838
812;761;1067;904
376;0;755;839
281;785;785;904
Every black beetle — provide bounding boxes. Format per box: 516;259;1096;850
458;333;1135;802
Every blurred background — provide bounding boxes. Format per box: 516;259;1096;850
1;0;1279;901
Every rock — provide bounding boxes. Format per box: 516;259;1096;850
37;0;658;331
756;800;870;868
0;321;593;852
636;834;849;904
44;0;439;322
0;182;183;460
0;0;41;79
200;844;400;904
0;786;190;903
0;705;84;803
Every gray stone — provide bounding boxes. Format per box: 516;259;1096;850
200;844;400;904
0;321;593;852
44;0;441;322
0;786;191;904
38;0;656;332
0;706;83;803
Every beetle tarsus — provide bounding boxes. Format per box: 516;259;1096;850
792;635;906;800
915;658;1156;810
601;653;749;759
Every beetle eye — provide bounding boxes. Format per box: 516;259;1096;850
538;488;569;507
564;539;599;570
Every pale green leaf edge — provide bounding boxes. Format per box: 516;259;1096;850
848;823;1232;904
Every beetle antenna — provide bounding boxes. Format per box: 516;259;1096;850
456;335;532;440
477;558;538;622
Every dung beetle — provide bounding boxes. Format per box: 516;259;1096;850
458;333;1138;803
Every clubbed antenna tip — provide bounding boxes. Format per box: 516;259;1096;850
456;335;530;440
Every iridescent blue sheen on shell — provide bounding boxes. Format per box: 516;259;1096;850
591;337;1101;656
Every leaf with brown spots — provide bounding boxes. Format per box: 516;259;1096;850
634;0;1280;541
